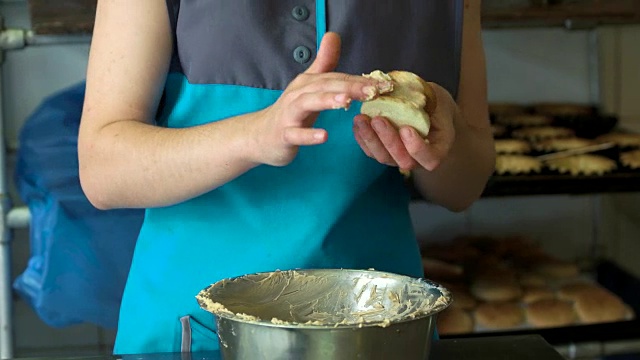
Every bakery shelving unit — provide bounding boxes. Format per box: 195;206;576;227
0;0;639;359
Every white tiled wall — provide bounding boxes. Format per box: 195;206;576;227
1;0;640;357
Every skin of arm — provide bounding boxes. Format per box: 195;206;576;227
411;0;495;211
352;0;495;212
78;1;384;210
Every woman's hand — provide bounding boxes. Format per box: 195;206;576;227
253;32;391;167
353;82;457;172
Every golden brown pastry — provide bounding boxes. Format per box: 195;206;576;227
545;155;617;176
512;126;575;141
620;149;640;169
470;277;522;302
596;133;640;148
495;155;543;175
475;302;525;330
526;299;577;328
574;289;628;324
494;139;531;155
450;289;478;311
557;282;605;301
437;307;474;335
518;273;548;287
522;286;556;304
532;258;580;279
422;258;464;281
533;137;596;152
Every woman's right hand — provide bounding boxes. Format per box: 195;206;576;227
251;32;392;167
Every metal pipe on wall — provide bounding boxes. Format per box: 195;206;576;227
0;39;14;360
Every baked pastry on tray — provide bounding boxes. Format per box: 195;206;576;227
494;139;531;154
526;299;577;328
475;302;525;330
495;155;542;175
437;307;474;335
533;137;596;152
596;133;640;148
620;149;640;169
532;103;594;117
495;114;553;128
545;154;617;176
573;289;629;324
512;126;575;141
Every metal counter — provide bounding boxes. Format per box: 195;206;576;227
13;335;565;360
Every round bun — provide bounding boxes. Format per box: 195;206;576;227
361;70;436;138
437;308;474;335
422;258;464;282
475;302;525;330
557;282;603;301
526;299;577;328
574;289;628;324
470;277;522;302
450;289;478;311
522;286;556;304
532;259;580;279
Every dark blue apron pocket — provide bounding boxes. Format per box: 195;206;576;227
180;315;219;352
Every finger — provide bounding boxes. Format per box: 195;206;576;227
306;32;341;74
400;127;445;171
353;116;397;166
283;127;328;146
370;117;418;171
288;92;353;121
296;74;387;102
353;123;375;158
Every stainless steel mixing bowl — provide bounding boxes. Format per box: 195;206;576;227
196;269;451;360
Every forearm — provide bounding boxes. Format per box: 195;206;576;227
78;113;260;210
412;114;495;212
412;0;494;211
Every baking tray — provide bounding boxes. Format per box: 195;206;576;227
483;170;640;197
440;260;640;346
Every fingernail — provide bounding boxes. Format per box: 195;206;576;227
333;94;352;110
314;132;325;140
362;86;377;101
377;81;394;93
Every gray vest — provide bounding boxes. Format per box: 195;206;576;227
165;0;463;98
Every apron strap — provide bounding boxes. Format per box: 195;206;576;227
316;0;327;49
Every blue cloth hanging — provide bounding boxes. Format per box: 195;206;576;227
13;81;144;328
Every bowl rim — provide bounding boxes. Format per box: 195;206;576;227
196;268;452;329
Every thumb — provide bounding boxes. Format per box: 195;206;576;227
305;32;341;74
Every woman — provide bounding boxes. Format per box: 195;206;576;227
78;0;495;354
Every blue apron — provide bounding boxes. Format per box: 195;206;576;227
114;0;463;354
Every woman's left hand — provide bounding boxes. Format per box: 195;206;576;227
353;82;457;173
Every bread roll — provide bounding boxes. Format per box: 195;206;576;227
437;308;474;335
470;277;522;302
574;289;628;324
422;258;464;281
450;289;478;311
522;286;556;304
557;282;604;301
526;299;577;328
475;302;525;330
361;70;436;138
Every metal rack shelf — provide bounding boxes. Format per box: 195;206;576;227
21;0;640;36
